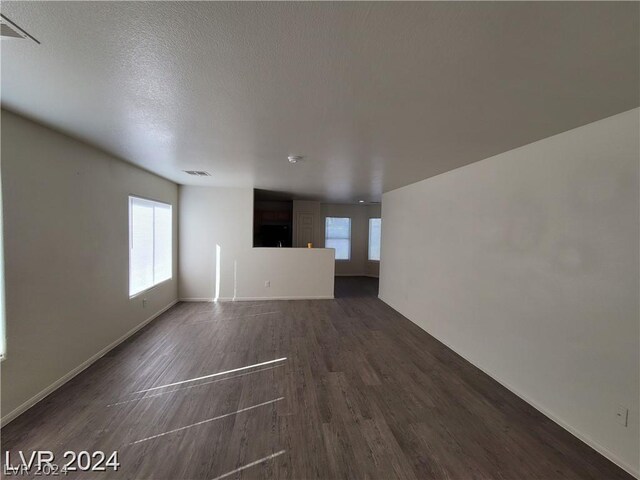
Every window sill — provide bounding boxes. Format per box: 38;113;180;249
129;277;173;299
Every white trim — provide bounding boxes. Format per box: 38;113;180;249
1;299;178;427
181;296;334;302
129;277;173;300
379;295;640;479
224;295;333;302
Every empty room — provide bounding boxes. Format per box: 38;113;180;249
0;1;638;479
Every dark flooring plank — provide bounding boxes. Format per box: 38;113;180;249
1;277;633;479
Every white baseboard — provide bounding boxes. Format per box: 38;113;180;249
180;296;334;302
1;300;178;428
224;295;334;301
379;295;639;479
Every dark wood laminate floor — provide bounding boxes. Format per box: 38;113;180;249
1;277;632;480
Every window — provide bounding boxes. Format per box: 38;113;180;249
0;168;5;359
129;196;172;296
325;217;351;260
368;218;381;261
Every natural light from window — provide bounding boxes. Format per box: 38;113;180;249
129;196;172;297
368;218;381;261
0;169;5;359
325;217;351;260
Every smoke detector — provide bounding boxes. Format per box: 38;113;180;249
288;155;304;164
183;170;211;176
0;15;40;44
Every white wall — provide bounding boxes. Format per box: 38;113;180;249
179;186;334;301
379;109;640;475
237;248;334;300
1;110;179;424
179;186;251;301
320;203;381;277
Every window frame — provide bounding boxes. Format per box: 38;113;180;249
0;167;5;360
128;195;173;298
325;216;352;261
368;217;381;262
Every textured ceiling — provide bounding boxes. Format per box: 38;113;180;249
1;1;638;202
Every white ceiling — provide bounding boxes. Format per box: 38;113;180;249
1;2;638;202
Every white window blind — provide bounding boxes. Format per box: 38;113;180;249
368;218;381;261
129;196;172;296
325;217;351;260
0;166;5;358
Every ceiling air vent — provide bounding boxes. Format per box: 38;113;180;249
0;14;40;44
183;170;211;177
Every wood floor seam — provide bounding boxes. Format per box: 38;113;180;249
1;278;632;479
